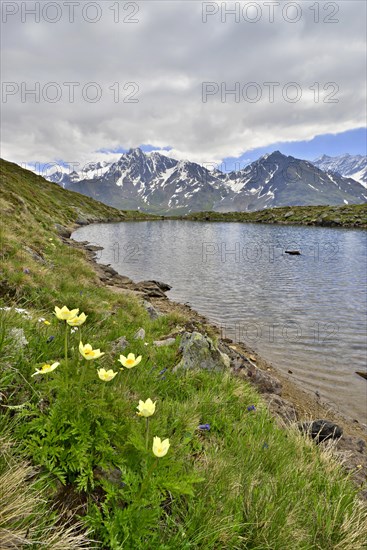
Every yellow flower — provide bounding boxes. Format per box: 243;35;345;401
137;398;156;417
67;312;87;326
119;353;142;369
97;368;118;382
152;436;170;458
43;320;51;326
32;362;60;377
79;341;105;361
54;305;79;321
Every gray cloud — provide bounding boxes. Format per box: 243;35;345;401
1;0;366;165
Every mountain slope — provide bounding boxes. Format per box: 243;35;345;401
46;149;367;214
214;151;367;212
0;158;154;242
312;154;367;188
60;148;229;214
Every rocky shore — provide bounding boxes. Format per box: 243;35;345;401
62;222;367;498
178;204;367;228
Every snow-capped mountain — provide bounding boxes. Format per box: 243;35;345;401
214;151;367;212
45;149;367;213
312;154;367;188
48;160;113;188
56;148;229;213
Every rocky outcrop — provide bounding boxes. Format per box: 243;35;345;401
262;394;298;423
143;300;161;320
111;336;129;352
54;223;71;238
245;364;282;395
334;435;367;498
135;281;172;298
23;246;47;265
134;328;146;340
223;343;283;396
174;332;230;372
153;338;176;347
299;419;343;443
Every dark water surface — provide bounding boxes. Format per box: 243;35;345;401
72;221;367;423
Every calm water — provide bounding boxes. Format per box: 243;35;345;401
72;221;367;423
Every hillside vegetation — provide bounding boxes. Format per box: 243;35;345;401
176;204;367;228
0;160;366;549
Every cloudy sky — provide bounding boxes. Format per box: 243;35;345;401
1;0;366;169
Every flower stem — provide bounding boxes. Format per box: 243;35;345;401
145;417;150;451
122;369;130;394
137;459;158;501
79;360;86;388
64;323;69;388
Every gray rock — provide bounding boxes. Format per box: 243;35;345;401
85;244;104;252
174;331;230;372
134;327;146;340
101;264;119;277
143;300;161;320
284;211;295;218
136;281;170;298
245;364;282;395
75;217;90;226
23;246;47;265
262;394;298;423
149;280;172;291
111;336;129;352
54;224;71;238
94;466;125;488
299;419;343;443
153;338;176;347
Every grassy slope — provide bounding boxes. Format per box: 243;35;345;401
0;158;156;228
0;161;366;549
174;204;367;228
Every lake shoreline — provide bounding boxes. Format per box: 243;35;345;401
66;222;367;500
169;204;367;228
68;222;367;435
67;221;367;494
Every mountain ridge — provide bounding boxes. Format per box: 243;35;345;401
43;149;367;214
312;153;367;188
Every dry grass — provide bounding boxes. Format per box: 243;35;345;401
0;436;94;549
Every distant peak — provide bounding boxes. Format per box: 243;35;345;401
127;147;144;156
315;154;331;162
260;150;285;161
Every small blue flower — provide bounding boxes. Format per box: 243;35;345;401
158;368;167;376
198;424;211;431
23;268;30;274
247;405;256;412
46;335;55;344
262;442;269;449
